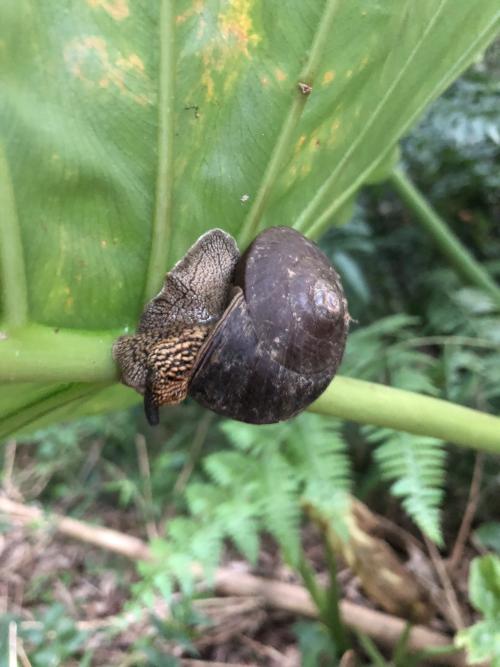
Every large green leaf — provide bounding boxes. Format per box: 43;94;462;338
0;0;499;436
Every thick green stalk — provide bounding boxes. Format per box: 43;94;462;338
1;328;500;452
0;142;28;326
238;0;342;248
0;326;117;383
144;0;176;300
390;167;500;307
311;377;500;454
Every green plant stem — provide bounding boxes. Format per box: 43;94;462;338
0;142;28;326
356;631;390;667
298;552;348;653
238;0;342;249
0;326;117;383
144;0;176;300
1;326;500;451
323;533;348;652
390;167;500;307
393;622;412;666
296;555;325;612
311;376;500;454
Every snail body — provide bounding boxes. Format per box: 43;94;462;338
113;227;349;425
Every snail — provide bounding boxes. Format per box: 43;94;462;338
113;227;349;425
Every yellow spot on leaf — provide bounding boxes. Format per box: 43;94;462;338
176;0;204;25
359;56;369;70
322;70;335;85
295;135;307;153
199;0;260;100
101;239;108;248
219;0;261;58
201;58;215;101
87;0;129;21
260;75;269;87
346;69;353;79
275;67;287;82
64;38;152;105
327;118;342;147
309;136;321;151
300;163;311;177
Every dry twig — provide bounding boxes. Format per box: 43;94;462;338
423;535;464;631
174;412;214;496
449;453;484;572
135;433;158;540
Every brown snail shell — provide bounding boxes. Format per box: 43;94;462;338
188;227;349;424
113;226;349;425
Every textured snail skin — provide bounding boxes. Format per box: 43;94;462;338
112;229;239;425
188;227;350;424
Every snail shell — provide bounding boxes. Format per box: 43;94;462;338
189;227;349;423
113;227;349;425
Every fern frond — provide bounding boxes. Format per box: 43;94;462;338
369;428;446;545
188;477;262;564
215;500;261;564
258;448;300;565
342;314;419;379
203;450;259;488
286;414;351;522
219;419;288;453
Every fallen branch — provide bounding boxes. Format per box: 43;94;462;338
0;496;466;666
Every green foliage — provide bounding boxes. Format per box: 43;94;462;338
135;413;351;601
403;67;500;231
293;620;338;667
474;523;500;554
132;601;202;665
456;555;500;666
22;604;91;666
335;315;447;543
369;429;446;544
